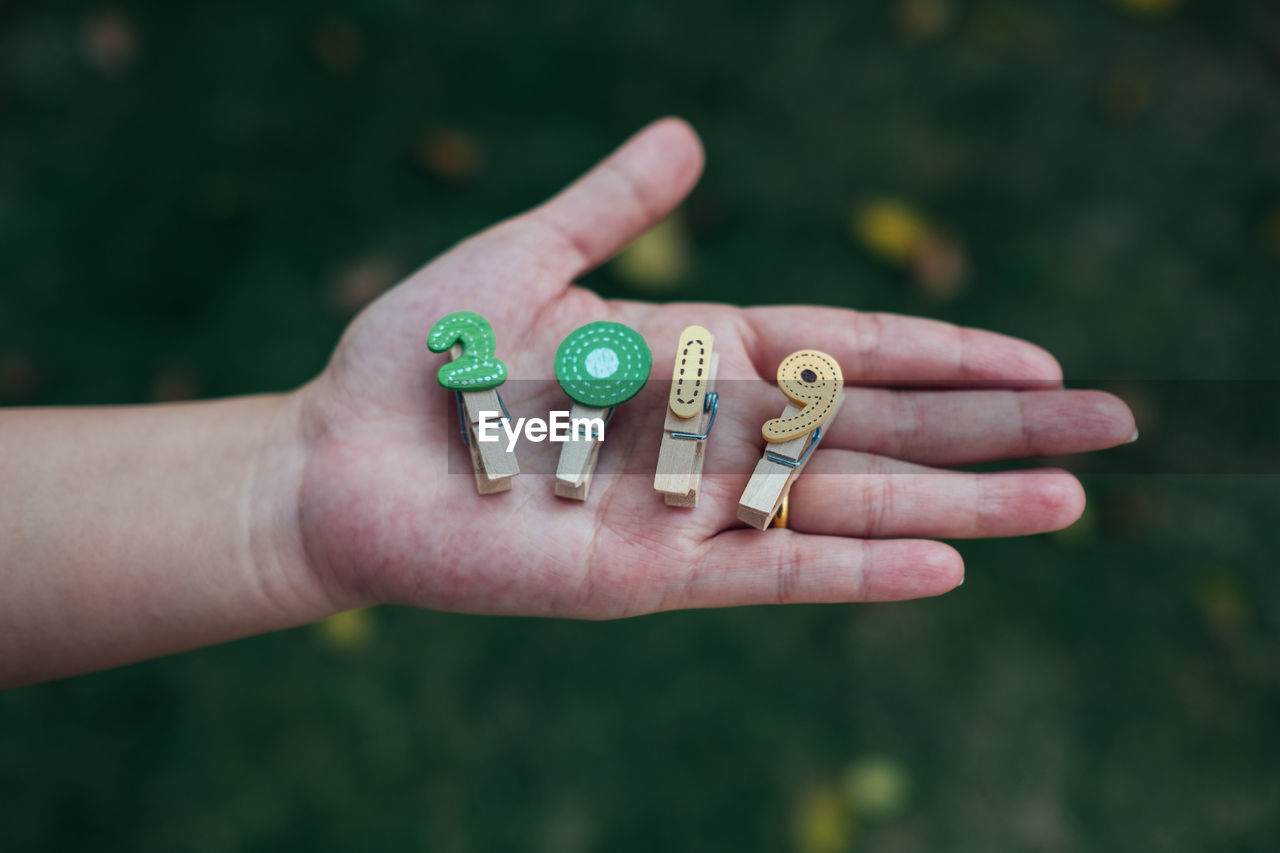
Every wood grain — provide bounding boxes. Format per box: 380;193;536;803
738;393;845;529
555;403;608;501
654;352;719;507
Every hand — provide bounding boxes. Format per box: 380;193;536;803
288;119;1135;619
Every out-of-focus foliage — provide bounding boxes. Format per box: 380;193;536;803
316;609;376;650
1;1;1278;850
794;784;854;853
611;213;694;292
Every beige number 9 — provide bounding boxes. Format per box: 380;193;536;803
761;349;844;442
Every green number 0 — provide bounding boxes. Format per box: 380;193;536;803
427;311;509;390
554;321;652;407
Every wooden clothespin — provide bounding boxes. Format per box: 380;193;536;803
553;321;652;501
427;311;520;495
654;325;719;507
738;350;845;529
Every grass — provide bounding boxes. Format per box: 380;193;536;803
2;1;1278;850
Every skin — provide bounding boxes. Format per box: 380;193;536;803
0;119;1136;688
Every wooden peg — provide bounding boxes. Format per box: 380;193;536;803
554;403;609;500
553;321;652;503
654;325;718;507
427;311;519;495
451;346;520;494
738;350;845;530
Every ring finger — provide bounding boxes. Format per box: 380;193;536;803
785;449;1086;539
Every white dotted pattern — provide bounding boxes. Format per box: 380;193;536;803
556;323;652;407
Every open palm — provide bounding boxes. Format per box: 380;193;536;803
293;119;1134;619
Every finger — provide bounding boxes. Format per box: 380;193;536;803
504;118;705;284
666;532;963;608
789;451;1085;539
820;388;1136;465
741;305;1063;386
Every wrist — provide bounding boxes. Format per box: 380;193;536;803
246;388;361;624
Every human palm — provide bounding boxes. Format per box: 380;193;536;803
293;119;1134;618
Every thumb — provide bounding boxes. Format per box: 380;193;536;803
504;118;705;285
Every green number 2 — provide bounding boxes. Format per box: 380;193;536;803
427;311;509;391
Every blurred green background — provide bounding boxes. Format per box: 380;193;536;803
2;0;1279;850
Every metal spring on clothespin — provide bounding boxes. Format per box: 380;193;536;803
766;424;823;468
670;390;719;441
573;406;616;439
456;389;512;446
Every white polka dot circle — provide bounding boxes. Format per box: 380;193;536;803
584;347;620;379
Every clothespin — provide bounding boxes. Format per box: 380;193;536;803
738;350;845;529
654;325;719;507
427;311;520;495
553;321;652;501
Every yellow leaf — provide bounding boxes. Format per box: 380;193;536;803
611;214;692;291
793;784;854;853
851;200;929;266
316;608;375;649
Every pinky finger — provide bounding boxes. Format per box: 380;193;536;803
666;532;965;610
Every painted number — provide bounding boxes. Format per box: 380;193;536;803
669;325;714;419
554;321;653;408
761;349;844;442
427;311;508;391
